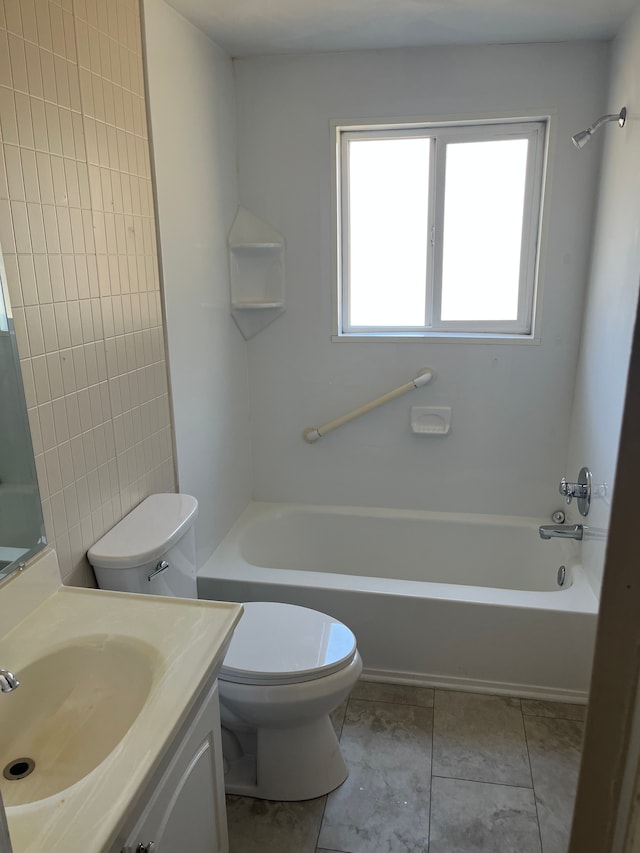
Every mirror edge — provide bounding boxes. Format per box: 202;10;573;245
0;244;47;583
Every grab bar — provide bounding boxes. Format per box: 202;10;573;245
303;368;433;443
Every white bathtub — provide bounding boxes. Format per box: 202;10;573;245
198;503;598;702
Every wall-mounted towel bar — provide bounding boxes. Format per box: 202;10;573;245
303;368;433;443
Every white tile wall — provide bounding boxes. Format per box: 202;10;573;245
0;0;175;585
143;0;253;566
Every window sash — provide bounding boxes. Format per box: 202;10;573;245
338;120;546;337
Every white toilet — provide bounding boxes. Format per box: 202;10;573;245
87;493;363;802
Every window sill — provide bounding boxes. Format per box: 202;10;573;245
332;332;541;345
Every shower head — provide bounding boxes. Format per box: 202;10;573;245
571;129;592;150
572;107;627;149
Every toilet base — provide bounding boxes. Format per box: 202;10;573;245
219;653;363;800
222;713;348;800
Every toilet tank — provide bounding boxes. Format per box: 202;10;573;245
87;494;199;598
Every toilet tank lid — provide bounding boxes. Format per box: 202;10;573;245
87;494;198;570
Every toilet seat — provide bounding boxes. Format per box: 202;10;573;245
219;602;357;686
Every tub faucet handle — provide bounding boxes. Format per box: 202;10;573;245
558;467;592;516
559;477;581;504
559;478;572;504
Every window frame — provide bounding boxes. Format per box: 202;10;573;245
333;117;548;342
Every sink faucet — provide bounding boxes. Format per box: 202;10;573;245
0;669;19;692
539;524;584;541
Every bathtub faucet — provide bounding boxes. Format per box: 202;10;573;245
539;524;584;541
0;669;19;692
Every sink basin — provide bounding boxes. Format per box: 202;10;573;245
0;549;243;853
0;635;157;806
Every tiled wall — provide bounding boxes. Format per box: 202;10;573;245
0;0;175;585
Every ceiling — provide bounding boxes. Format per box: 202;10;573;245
165;0;635;57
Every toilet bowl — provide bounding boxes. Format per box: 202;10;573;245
87;494;362;801
218;600;362;800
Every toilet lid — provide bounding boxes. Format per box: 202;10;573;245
219;602;358;686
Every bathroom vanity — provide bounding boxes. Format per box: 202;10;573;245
113;678;225;853
0;549;242;853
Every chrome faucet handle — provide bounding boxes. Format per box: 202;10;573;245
558;467;592;516
559;477;574;504
559;477;587;503
0;669;19;692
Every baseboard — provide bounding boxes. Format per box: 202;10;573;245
361;666;589;705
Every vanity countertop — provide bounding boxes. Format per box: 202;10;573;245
0;548;243;853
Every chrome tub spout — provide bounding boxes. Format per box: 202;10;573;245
539;524;584;541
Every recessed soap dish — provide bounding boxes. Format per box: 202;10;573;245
411;406;451;435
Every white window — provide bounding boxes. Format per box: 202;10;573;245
335;119;547;340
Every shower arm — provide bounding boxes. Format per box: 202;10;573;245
588;112;626;134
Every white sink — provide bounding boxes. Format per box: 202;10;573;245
0;636;157;806
0;548;242;853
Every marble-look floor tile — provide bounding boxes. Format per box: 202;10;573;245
429;777;542;853
524;716;584;853
521;699;586;722
318;699;432;853
226;794;326;853
433;691;532;787
350;679;434;707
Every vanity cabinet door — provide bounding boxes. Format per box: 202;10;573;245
121;681;228;853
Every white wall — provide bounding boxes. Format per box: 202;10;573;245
235;43;609;517
567;9;640;592
143;0;253;565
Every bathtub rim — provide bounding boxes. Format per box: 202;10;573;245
199;501;598;615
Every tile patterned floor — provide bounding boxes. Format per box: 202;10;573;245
225;682;586;853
